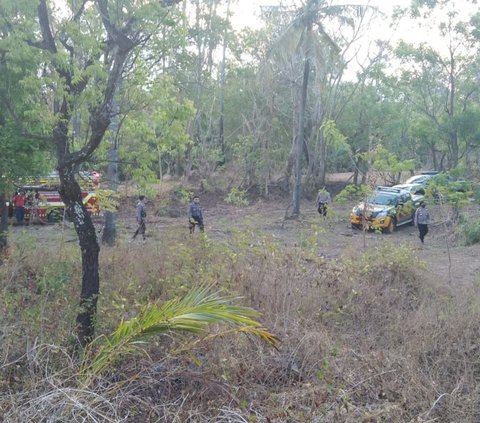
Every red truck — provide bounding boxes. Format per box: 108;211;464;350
11;186;100;223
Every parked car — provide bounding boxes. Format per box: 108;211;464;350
350;186;421;233
404;174;436;186
392;183;425;199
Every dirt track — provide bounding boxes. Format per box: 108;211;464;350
11;199;480;287
184;200;480;287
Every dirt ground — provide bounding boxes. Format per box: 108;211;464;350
11;197;480;288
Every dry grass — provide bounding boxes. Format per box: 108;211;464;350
2;222;480;422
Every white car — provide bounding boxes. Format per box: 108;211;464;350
404;174;435;186
392;183;425;202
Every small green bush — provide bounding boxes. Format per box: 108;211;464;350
224;187;249;206
39;261;73;292
174;185;193;204
461;219;480;246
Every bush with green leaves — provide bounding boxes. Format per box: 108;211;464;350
224;187;249;206
174;185;194;204
461;218;480;246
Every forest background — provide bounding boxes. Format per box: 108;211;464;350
2;0;480;421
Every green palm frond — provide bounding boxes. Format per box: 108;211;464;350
81;287;279;384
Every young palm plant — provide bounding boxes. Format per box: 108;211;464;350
81;287;278;385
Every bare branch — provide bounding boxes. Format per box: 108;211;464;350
37;0;57;54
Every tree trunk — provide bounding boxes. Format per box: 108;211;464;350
218;0;230;161
292;57;310;216
449;131;459;168
318;133;327;187
430;143;438;171
102;144;119;247
102;94;120;247
0;192;8;252
59;169;100;347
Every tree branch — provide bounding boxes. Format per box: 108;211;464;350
37;0;57;54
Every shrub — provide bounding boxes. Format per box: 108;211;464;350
173;185;193;204
461;218;480;246
224;187;249;206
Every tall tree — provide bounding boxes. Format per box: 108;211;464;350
0;0;182;346
265;1;374;215
394;0;480;169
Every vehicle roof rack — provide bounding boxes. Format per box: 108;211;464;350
375;186;402;194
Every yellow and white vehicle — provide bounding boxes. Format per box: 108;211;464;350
350;186;422;233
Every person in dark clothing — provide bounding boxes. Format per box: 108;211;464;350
188;196;204;234
315;188;331;217
132;195;146;240
414;201;430;244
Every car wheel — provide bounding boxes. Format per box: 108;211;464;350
386;218;396;234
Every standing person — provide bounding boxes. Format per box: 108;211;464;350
414;201;430;244
12;190;26;226
31;189;46;225
132;195;146;241
188;195;204;234
315;187;331;217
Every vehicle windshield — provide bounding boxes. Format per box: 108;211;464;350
366;193;397;206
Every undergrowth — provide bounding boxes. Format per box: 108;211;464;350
1;227;480;422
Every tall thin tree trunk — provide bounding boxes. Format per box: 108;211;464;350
218;0;230;161
318;133;327;186
292;55;311;216
102;94;120;247
0;192;8;252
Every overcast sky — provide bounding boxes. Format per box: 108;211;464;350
229;0;477;51
230;0;408;30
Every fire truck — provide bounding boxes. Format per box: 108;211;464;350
12;172;101;223
33;188;99;222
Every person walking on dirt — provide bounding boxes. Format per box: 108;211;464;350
188;195;204;234
315;187;331;217
12;190;26;225
132;195;147;241
414;201;430;244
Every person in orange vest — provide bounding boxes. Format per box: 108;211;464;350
12;190;26;225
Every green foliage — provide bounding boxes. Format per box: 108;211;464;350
39;261;72;293
174;185;194;204
425;174;471;208
345;241;425;277
322;120;351;153
224;187;249;206
0;120;51;193
93;189;120;213
461;218;480;246
82;287;278;384
191;145;224;178
118;76;195;185
335;184;371;204
366;145;415;184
